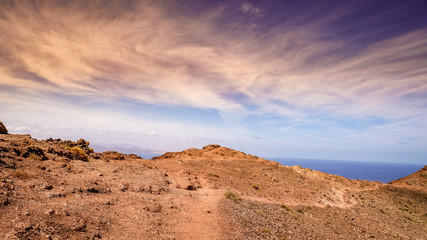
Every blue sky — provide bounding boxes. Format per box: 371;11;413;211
1;0;427;163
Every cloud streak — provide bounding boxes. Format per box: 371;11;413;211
1;0;426;162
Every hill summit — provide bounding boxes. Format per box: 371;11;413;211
0;126;426;239
153;144;261;161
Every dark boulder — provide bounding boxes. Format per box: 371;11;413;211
0;121;8;134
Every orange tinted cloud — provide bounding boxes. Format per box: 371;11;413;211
1;1;427;161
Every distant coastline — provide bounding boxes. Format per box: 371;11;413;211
268;158;425;183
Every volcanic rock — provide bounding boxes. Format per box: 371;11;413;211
0;121;7;134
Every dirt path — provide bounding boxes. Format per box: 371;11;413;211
170;176;227;240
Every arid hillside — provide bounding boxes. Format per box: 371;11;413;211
0;123;426;239
390;165;427;190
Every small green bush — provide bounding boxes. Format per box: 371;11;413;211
252;184;259;190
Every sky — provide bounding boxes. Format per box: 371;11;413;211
1;0;427;164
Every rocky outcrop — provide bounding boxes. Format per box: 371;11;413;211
0;121;7;134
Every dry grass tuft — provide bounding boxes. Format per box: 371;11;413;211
224;189;242;203
209;173;220;178
13;169;31;180
281;204;292;212
28;153;42;161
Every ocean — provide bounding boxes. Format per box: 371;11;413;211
267;158;425;183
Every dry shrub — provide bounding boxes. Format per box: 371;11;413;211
102;151;125;160
69;147;88;161
28;153;42;161
209;173;220;178
281;204;292;212
22;146;47;160
14;169;31;180
224;190;242;203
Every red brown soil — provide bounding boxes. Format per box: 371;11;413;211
390;165;427;191
0;134;426;239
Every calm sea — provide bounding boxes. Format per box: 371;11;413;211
268;158;425;183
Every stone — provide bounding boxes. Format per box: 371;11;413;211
0;122;7;134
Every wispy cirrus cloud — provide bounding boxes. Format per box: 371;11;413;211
1;0;426;162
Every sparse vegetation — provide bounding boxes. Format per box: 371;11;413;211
66;164;73;172
251;184;259;190
14;169;31;180
400;202;415;214
86;147;94;153
69;146;89;161
28;153;42;161
209;173;220;178
22;146;47;160
281;204;292;212
102;151;125;160
224;190;242;203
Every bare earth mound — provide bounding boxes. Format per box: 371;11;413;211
1;135;426;239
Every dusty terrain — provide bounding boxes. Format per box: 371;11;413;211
0;122;426;239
